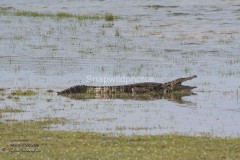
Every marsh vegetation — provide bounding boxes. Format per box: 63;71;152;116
1;117;240;159
0;8;119;21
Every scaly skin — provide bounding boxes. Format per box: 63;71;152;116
57;75;197;95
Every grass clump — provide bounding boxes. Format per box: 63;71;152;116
14;35;25;40
145;5;178;9
0;8;120;21
104;13;114;21
102;23;114;28
77;15;102;20
15;11;52;17
115;28;120;37
11;90;37;96
56;12;73;18
0;118;240;159
55;12;105;21
0;106;23;114
0;7;14;14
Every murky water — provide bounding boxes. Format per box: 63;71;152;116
0;0;240;137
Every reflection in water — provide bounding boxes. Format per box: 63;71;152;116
59;85;197;104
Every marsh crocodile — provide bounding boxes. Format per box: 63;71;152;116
58;75;197;101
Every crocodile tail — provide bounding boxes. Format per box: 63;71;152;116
57;85;88;94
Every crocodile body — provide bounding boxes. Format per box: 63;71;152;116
57;75;197;96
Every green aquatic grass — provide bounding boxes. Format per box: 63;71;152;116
102;23;114;28
0;106;23;114
145;5;178;9
14;35;25;40
11;90;37;96
115;28;120;37
0;7;12;14
15;11;52;17
104;13;115;21
0;118;240;159
0;8;119;21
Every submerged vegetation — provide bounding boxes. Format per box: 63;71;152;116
0;118;240;159
0;8;119;21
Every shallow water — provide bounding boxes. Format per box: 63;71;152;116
0;0;240;137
